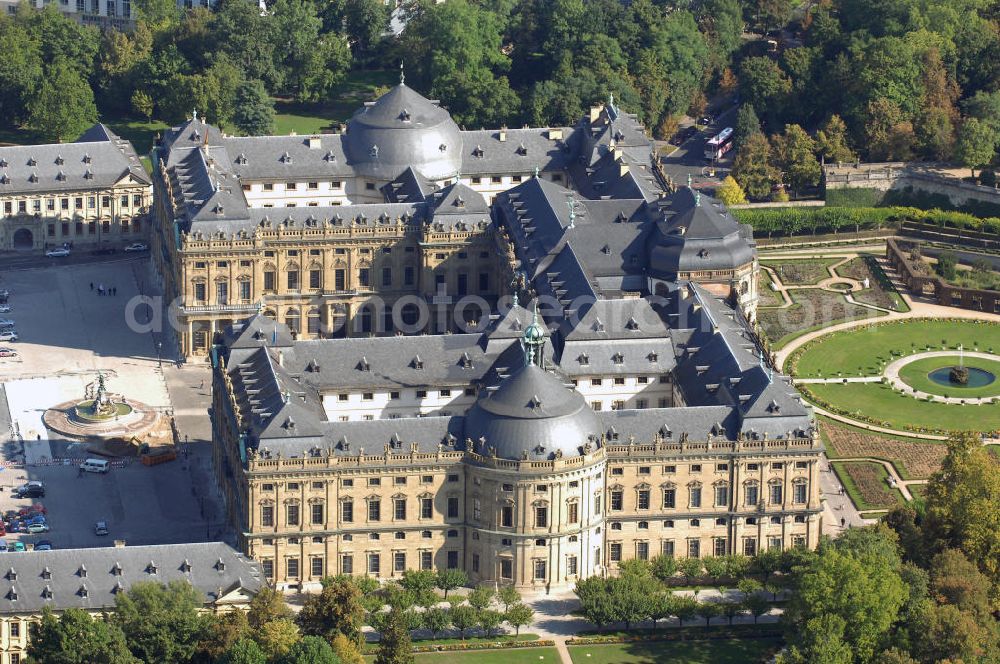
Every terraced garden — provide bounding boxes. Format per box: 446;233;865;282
830;460;905;511
820;419;946;479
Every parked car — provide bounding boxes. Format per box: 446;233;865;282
45;248;70;258
94;520;109;536
13;482;44;499
0;348;17;358
0;540;8;552
26;523;49;534
699;115;714;125
0;305;11;313
0;319;14;327
23;515;46;527
669;126;698;146
124;242;148;252
0;332;18;343
80;458;110;474
17;504;45;517
10;542;24;552
34;540;52;551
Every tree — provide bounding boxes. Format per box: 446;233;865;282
435;568;468;598
112;581;208;664
271;0;351;102
421;607;451;638
780;614;853;664
716;175;748;206
344;0;388;57
449;605;478;640
330;633;365;664
132;0;178;31
734;104;762;150
772;124;821;196
0;16;43;128
28;607;138;664
672;596;699;627
720;599;743;625
278;635;340;664
247;586;293;630
297;577;365;645
218;637;267;664
504;603;534;636
695;600;721;627
678;557;703;584
467;586;494;612
497;585;521;612
255;619;300;661
955;117;998;178
815;115;856;164
575;577;616;629
648;593;676;629
924;432;1000;600
213;0;282;90
650;555;677;583
374;606;413;664
27;59;97;142
131;90;154;122
197;609;250;661
477;609;504;637
738;56;790;122
732;132;779;200
400;569;439;606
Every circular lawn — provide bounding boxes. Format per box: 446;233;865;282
897;356;1000;399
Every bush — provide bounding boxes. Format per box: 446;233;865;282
981;169;997;187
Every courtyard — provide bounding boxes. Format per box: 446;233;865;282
0;257;223;551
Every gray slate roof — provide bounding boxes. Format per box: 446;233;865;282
0;542;262;615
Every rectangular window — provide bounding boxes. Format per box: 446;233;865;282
335;269;346;290
473;498;481;521
689;487;702;508
447;497;459;519
533;560;547;580
715;538;727;557
311;503;324;525
368;499;381;521
715;485;729;507
594;495;601;515
661;540;675;557
311;557;324;577
287;557;300;579
420;551;433;570
420;498;433;519
286;504;299;526
341;555;353;574
535;506;548;528
609;543;622;562
287;270;299;290
358;268;370;287
394;552;406;573
394;498;406;520
567;502;578;524
262;559;274;579
567;555;578;576
447;551;459;569
263;271;276;292
261;505;274;527
501;505;513;528
341;501;354;523
479;272;489;292
382;267;392;287
687;539;701;559
636;542;649;561
637;490;650;510
368;554;380;575
743;538;757;556
215;282;228;305
472;553;480;573
194;283;206;302
770;484;783;505
610;491;623;511
745;484;759;506
309;269;321;289
500;558;513;580
238;280;252;301
793;482;807;503
769;536;783;551
404;266;415;286
663;488;676;509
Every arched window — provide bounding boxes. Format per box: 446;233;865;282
307;307;321;335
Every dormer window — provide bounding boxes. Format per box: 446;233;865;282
626;317;639;330
42;585;52;599
439;143;447;152
660;425;672;438
0;175;8;185
370;145;379;158
324;151;337;162
592;319;605;332
83;154;91;164
78;565;87;578
215;558;226;572
767;400;781;414
55;155;64;165
112;563;122;576
601;245;611;254
0;159;7;167
78;585;89;598
8;588;17;601
398;109;411;122
40;567;51;580
56;171;66;181
7;569;16;582
648;352;658;363
357;357;370;372
281;151;292;164
84;170;94;180
146;562;157;575
460;353;473;369
612;353;624;365
578;353;589;365
453;196;465;208
412;356;423;370
528;395;543;410
472;145;484;158
236;153;247;165
181;559;192;573
516;143;527;156
26;157;36;167
28;173;37;183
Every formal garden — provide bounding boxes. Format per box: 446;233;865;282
788;319;1000;435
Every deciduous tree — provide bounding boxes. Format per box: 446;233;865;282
297;577;365;644
112;581;209;664
28;607;138;664
504;603;534;636
435;568;468;598
27;59;97;142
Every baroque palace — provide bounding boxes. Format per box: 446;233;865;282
195;83;822;592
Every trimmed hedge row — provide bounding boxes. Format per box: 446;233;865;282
567;627;783;646
412;639;555;653
733;206;1000;237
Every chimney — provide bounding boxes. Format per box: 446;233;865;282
289;131;297;136
498;128;507;142
114;540;127;548
307;137;321;149
618;162;630;177
547;128;563;141
589;105;602;123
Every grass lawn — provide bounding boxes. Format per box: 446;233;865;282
818;417;945;479
897;355;1000;398
363;647;560;663
107;118;170;155
909;484;928;501
830;460;905;510
758;269;786;307
272;68;397;136
567;637;783;664
793;319;1000;377
761;258;838;285
808;382;1000;433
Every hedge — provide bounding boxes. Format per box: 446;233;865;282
732;206;1000;237
567;627;783;646
411;639;555;653
825;188;886;207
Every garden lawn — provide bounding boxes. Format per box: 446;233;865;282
830;460;905;510
757;269;785;307
793;319;1000;377
897;356;1000;398
107;119;169;155
271;68;398;136
408;648;560;663
761;258;839;285
808;382;1000;433
757;289;881;349
819;418;946;479
567;637;783;664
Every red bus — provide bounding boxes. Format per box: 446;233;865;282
704;127;734;161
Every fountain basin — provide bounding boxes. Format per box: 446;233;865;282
928;366;996;389
73;400;134;422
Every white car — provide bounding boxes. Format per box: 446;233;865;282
0;305;11;313
123;242;148;252
45;248;70;258
0;332;18;342
0;347;17;358
0;319;13;327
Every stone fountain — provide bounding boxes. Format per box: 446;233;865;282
43;372;162;449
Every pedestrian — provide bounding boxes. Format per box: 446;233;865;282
199;379;205;390
840;517;846;528
90;282;93;290
114;287;117;296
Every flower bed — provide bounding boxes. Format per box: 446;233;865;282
411;639;555;653
820;420;945;479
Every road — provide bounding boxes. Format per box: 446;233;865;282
658;102;740;191
0;249;148;273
